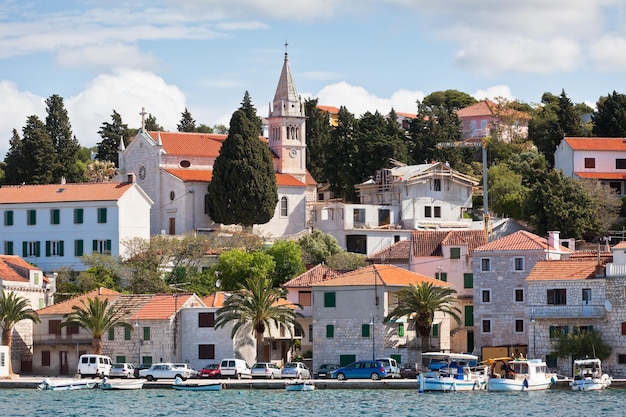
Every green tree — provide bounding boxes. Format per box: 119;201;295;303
215;275;303;363
550;328;612;361
304;98;332;183
422;89;477;111
265;240;306;286
579;178;621;235
592;91;626;137
325;251;367;271
96;110;129;166
213;124;229;134
177;107;196;132
21;115;55;184
3;129;26;185
144;113;164;131
0;291;40;375
79;253;124;292
196;123;214;133
298;229;342;266
207;109;278;232
386;109;409;163
383;282;461;352
45;94;83;183
213;249;275;291
325;106;359;200
487;163;527;219
239;91;263;137
85;160;117;182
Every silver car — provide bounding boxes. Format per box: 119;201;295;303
139;363;193;381
109;363;135;378
280;362;311;379
251;362;282;379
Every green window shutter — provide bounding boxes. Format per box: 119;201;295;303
5;241;13;255
35;241;41;257
27;210;36;225
93;240;98;252
45;241;51;257
450;247;461;259
4;211;13;226
22;242;27;257
326;324;334;338
143;327;151;341
464;273;473;289
98;208;107;223
549;326;555;338
362;324;370;337
589;325;594;332
432;323;439;337
464;305;474;326
324;292;336;308
116;356;126;363
108;328;115;341
59;241;64;256
74;208;83;224
436;272;447;282
124;327;131;340
398;323;405;337
106;240;112;252
51;209;60;225
75;240;84;256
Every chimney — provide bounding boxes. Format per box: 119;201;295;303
127;172;136;183
548;231;560;251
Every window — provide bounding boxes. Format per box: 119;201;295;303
353;208;365;226
549;325;568;338
433;178;441;191
617;159;626;169
609;182;622;194
584;158;595;168
97;208;107;224
45;240;64;257
75;240;84;256
378;209;390;226
309;325;313;342
582;288;591;304
514;289;524;302
434;206;441;218
42;351;51;367
482;319;491;333
463;273;473;289
326;324;334;338
116;356;126;363
298;291;311;306
432;323;439;337
424;206;432;218
398;323;405;337
143;327;151;341
362;324;370;337
199;344;215;360
4;210;13;226
93;239;112;254
464;306;473;326
324;292;336;307
436;271;447;282
514;257;524;271
74;208;84;224
66;324;79;336
23;241;40;257
619;355;626;365
481;258;491;271
48;320;61;335
108;328;115;341
621;322;626;336
547;289;567;305
280;197;288;217
515;319;524;333
124;328;131;340
198;312;215;328
50;209;60;225
450;247;461;259
482;289;491;303
4;241;13;255
27;209;36;225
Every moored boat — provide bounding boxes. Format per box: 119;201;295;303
285;379;315;391
172;376;221;391
37;378;97;391
486;357;556;391
570;358;611;391
418;352;488;392
99;377;144;390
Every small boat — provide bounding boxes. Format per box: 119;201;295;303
418;352;488;392
285;379;315;391
486;357;556;391
99;377;144;390
172;376;221;391
37;378;98;391
570;358;611;391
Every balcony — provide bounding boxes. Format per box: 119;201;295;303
33;334;93;345
530;304;606;320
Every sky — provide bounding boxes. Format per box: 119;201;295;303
1;0;626;159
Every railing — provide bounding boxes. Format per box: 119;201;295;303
33;335;93;345
530;304;606;319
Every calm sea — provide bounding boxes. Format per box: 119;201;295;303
5;387;625;417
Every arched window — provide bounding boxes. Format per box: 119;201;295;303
280;197;288;217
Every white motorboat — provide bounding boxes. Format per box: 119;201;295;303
37;378;97;391
172;376;221;391
486;357;556;391
418;352;488;392
570;358;611;391
99;377;144;390
285;379;315;391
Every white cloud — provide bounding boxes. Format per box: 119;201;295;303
0;81;44;159
472;85;514;101
55;43;161;71
590;35;626;70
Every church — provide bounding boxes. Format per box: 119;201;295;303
118;52;317;239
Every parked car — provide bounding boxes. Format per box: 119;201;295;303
109;363;135;378
376;357;401;378
281;362;310;379
138;363;194;381
197;363;220;378
133;363;151;378
76;354;112;378
400;363;419;379
251;362;282;379
314;363;340;379
219;358;252;379
173;363;198;378
331;360;388;381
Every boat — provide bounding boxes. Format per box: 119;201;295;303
570;358;611;391
285;379;315;391
99;377;144;390
172;376;221;391
37;378;98;391
418;352;488;392
486;357;556;391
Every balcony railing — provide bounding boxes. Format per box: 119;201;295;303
530;304;606;320
33;334;93;345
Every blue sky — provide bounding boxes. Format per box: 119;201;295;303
1;0;626;159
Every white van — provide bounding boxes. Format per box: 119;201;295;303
376;357;400;378
77;354;112;378
219;358;251;379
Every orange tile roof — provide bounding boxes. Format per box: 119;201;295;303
201;292;227;308
457;100;496;118
284;264;341;287
575;172;626;180
317;105;340;114
165;169;213;182
564;137;626;151
396;112;417;119
313;264;451;287
411;230;487;257
527;260;603;281
368;240;411;261
0;255;41;282
569;250;612;261
148;132;224;157
474;230;570;252
132;293;196;320
614;241;626;250
276;173;306;187
0;182;135;204
37;288;121;315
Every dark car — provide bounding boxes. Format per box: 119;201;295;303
314;363;340;379
400;363;419;379
198;363;221;378
133;363;151;378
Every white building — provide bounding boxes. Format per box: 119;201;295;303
0;180;152;273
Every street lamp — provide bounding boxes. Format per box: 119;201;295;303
370;313;375;360
134;321;142;365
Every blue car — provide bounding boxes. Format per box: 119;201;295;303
331;360;388;380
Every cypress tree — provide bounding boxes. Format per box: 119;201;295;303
304;98;331;183
46;94;83;183
3;129;26;185
239;91;264;136
177;108;196;132
207;109;278;232
96;110;128;167
22;115;55;185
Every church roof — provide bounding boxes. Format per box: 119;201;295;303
0;182;135;204
164;169;213;182
274;53;299;103
147;131;224;157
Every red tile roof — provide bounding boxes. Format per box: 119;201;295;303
201;292;227;308
148;132;224;157
614;241;626;250
37;288;121;315
313;264;451;287
564;137;626;151
284;264;341;287
368;240;411;261
456;100;496;118
396;112;417;119
526;260;603;281
474;230;572;252
317;105;340;114
0;182;135;204
276;173;306;187
0;255;42;282
411;230;487;257
132;293;197;320
575;172;626;180
165;169;213;182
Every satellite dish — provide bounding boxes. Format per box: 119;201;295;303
605;300;612;312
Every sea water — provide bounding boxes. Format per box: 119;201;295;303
4;387;625;417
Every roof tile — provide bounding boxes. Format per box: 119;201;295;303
564;137;626;151
527;260;603;281
0;182;135;204
411;230;487;257
284;264;341;287
312;264;452;287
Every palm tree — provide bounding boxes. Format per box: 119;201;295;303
215;275;303;362
383;282;461;352
60;297;132;354
0;290;41;375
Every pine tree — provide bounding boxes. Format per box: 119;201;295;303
45;94;83;183
96;110;128;167
177;107;196;132
304;98;331;183
3;129;26;185
145;113;164;131
325;106;358;201
592;91;626;137
239;91;263;136
207;109;278;232
21;115;55;184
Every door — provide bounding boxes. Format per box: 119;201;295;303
59;351;69;375
582;288;592;316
